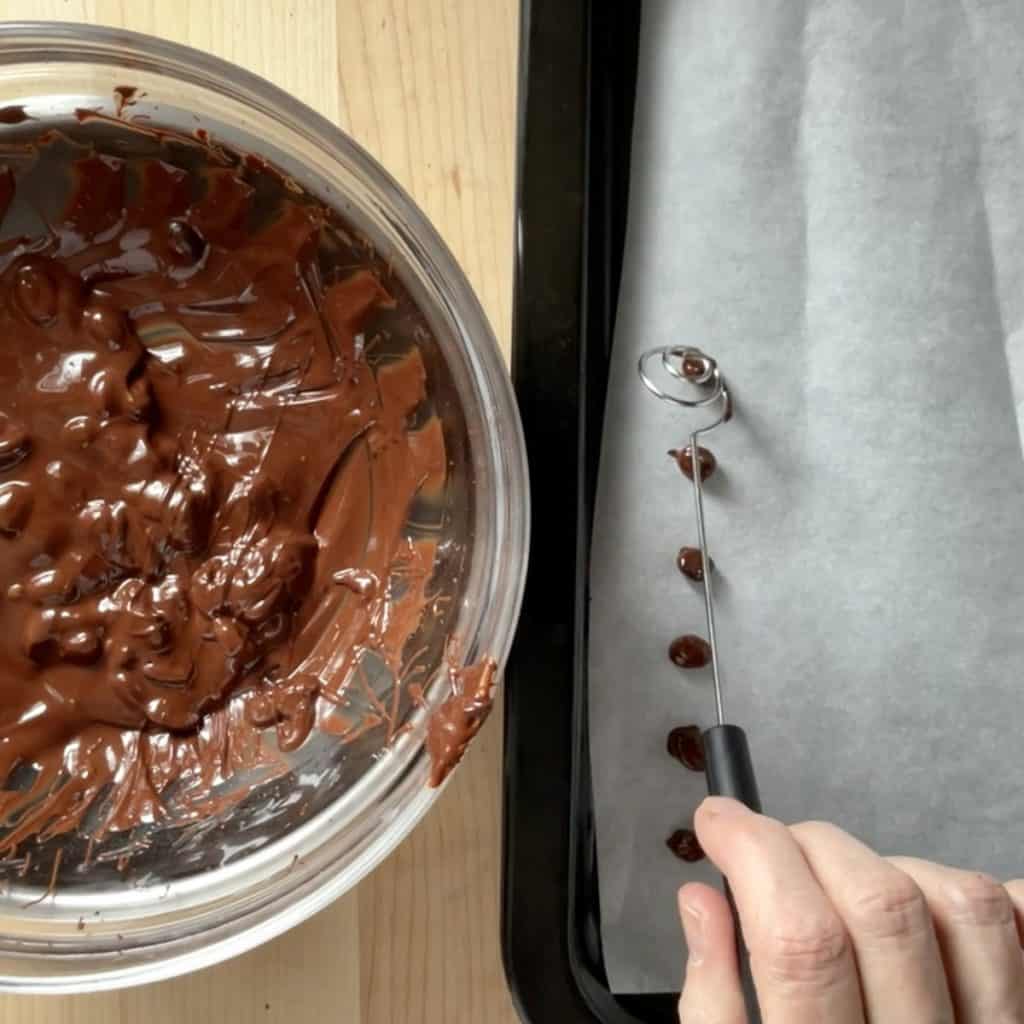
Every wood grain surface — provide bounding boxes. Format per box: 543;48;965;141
0;2;521;1021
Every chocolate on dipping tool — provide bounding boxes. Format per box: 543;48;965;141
668;634;712;670
666;828;705;863
681;353;706;379
669;444;716;482
666;725;705;772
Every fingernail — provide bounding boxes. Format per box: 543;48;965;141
680;902;706;966
700;796;750;821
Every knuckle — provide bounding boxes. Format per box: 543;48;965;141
732;813;790;856
975;1007;1024;1024
990;1013;1024;1024
759;912;849;987
1003;878;1024;901
845;872;931;941
791;819;840;841
677;991;731;1024
942;872;1013;927
789;819;848;854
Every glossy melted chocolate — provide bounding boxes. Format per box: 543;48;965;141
0;129;473;854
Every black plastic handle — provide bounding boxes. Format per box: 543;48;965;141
703;723;762;1023
703;723;761;811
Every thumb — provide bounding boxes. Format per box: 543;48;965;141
677;883;747;1024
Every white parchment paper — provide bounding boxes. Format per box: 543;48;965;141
589;0;1024;994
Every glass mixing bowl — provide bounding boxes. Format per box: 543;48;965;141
0;22;528;992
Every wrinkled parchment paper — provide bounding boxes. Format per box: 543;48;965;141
589;0;1024;993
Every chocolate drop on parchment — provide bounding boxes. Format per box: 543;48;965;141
666;828;705;863
666;725;705;772
669;445;716;482
677;546;713;582
669;634;712;670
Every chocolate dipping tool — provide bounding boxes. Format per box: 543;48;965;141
639;345;762;1018
638;345;760;809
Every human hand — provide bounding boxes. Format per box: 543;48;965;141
677;797;1024;1023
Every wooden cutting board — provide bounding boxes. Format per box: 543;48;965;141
0;2;520;1021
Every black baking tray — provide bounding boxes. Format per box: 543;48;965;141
502;2;679;1022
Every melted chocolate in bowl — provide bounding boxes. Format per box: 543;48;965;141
0;123;482;887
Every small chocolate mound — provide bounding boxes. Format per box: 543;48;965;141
669;445;717;482
666;725;705;772
666;828;705;863
677;546;712;582
669;634;712;670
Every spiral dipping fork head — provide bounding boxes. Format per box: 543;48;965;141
638;346;731;724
